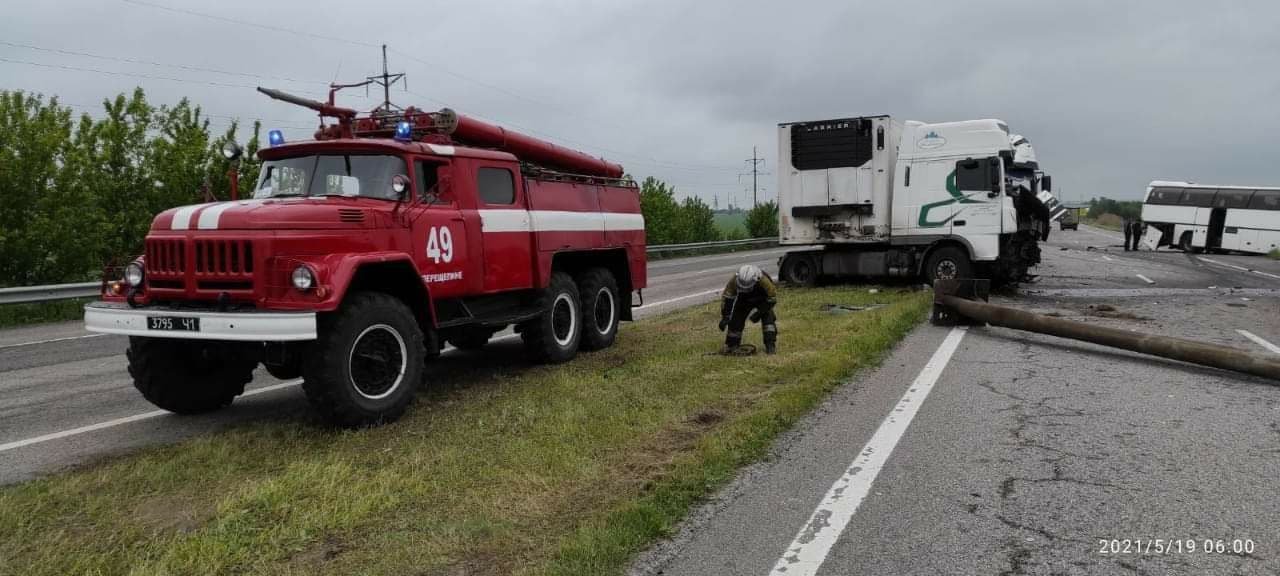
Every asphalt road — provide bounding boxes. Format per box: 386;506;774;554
0;247;788;485
633;225;1280;576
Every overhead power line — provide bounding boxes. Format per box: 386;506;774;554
0;40;328;86
117;0;742;173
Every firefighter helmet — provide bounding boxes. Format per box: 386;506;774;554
735;264;762;291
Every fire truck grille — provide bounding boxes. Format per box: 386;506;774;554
194;239;254;275
145;238;185;275
144;238;255;293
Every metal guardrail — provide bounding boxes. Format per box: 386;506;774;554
0;282;100;306
0;238;780;305
645;237;777;254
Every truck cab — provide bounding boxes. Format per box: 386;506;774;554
86;98;645;427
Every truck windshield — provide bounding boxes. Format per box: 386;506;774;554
254;154;408;201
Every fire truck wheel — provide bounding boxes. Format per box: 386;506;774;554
302;292;424;428
925;246;972;285
446;328;493;351
521;271;581;363
127;337;256;414
576;268;619;351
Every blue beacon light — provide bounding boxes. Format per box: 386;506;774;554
394;121;413;142
268;129;285;147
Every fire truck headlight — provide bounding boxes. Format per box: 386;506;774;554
124;262;144;287
291;266;315;291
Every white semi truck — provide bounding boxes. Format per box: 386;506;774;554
776;116;1054;286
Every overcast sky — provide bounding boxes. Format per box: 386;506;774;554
4;0;1278;205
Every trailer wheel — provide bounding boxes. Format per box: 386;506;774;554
127;337;257;414
302;292;424;428
521;271;581;363
781;253;818;287
446;327;494;351
577;268;619;351
925;246;972;285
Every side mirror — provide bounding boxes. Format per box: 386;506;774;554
990;158;1002;194
1042;175;1052;192
220;141;243;162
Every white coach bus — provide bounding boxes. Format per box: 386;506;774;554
1142;180;1280;254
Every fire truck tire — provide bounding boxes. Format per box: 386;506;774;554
446;328;493;351
925;246;972;285
521;271;582;363
576;268;619;351
127;337;256;414
302;292;424;428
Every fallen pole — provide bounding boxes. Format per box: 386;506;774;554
932;279;1280;382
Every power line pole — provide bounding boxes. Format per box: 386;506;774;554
739;146;770;207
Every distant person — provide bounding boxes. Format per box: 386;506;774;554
1122;217;1134;251
1130;219;1145;251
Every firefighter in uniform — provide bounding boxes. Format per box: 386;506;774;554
719;265;778;354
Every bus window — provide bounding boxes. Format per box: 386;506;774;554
1148;187;1183;205
1213;189;1252;209
1178;188;1216;207
1248;190;1280;211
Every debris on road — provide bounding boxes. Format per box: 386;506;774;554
932;279;1280;382
822;303;887;314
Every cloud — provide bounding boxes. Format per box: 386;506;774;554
3;0;1277;204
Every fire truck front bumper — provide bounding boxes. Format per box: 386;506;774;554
84;302;317;342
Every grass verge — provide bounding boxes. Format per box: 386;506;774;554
1269;249;1279;260
0;298;91;330
0;287;930;576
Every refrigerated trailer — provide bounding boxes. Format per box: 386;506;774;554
777;116;1054;286
1142;180;1280;254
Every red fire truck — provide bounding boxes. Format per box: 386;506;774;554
84;86;646;427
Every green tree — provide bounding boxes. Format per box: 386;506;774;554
745;200;779;238
676;196;720;243
639;176;680;245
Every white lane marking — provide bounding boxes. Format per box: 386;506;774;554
1136;274;1156;284
1237;330;1280;355
0;333;106;350
0;379;303;454
0;288;722;453
770;326;968;575
1101;255;1114;262
1198;256;1280;280
637;289;721;310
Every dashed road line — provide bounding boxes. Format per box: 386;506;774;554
1198;256;1280;280
1101;255;1114;262
0;379;303;453
1237;330;1280;355
769;326;968;576
1136;274;1155;284
0;333;106;350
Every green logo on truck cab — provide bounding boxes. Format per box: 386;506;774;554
918;170;987;228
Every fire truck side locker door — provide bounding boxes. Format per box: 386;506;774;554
475;162;535;293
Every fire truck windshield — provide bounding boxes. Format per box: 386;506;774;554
254;154;409;201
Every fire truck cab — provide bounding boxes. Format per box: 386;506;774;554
85;97;646;427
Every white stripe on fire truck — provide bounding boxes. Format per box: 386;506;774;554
478;210;644;233
170;203;215;230
196;202;239;230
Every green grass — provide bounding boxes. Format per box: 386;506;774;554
713;212;747;236
1085;213;1123;231
0;287;930;576
0;298;91;329
1269;249;1279;260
